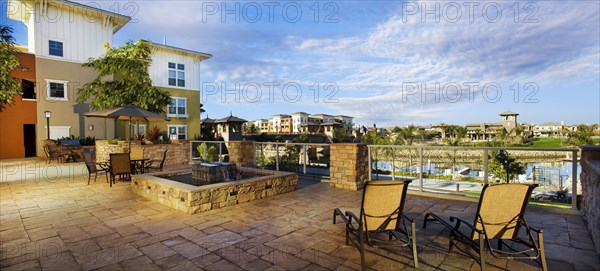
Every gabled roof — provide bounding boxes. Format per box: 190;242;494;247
215;115;247;123
9;0;131;33
150;43;212;61
201;117;215;124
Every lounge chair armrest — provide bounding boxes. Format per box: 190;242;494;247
449;216;482;234
333;208;349;224
345;210;361;225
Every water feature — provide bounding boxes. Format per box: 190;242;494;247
375;160;581;188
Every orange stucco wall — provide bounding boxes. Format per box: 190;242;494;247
0;52;37;159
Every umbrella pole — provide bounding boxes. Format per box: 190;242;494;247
128;116;132;152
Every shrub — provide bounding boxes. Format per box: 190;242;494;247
146;126;162;144
79;136;96;146
108;138;119;145
197;143;218;162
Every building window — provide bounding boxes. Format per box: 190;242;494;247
49;40;63;57
168;125;187;140
168;62;185;87
46;80;68;100
22;80;35;99
167;97;187;117
131;124;147;137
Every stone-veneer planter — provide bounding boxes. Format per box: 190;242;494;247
95;140;190;166
131;166;298;214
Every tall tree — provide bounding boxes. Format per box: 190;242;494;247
0;25;22;111
76;40;171;113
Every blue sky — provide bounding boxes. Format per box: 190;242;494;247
2;0;599;127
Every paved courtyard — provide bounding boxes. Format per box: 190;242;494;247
1;165;599;270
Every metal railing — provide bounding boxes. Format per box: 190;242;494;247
189;141;331;177
253;142;331;176
368;145;580;210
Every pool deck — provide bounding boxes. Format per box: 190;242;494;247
0;167;599;270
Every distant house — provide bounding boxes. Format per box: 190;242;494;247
533;122;574;138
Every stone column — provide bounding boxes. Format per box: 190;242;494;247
330;143;368;191
580;146;600;256
226;141;255;167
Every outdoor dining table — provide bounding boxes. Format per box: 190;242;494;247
130;158;150;174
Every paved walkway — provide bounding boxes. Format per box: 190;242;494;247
1;173;598;270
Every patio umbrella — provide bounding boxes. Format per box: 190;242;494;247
83;104;170;150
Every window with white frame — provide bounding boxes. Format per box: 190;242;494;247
46;80;68;100
167;125;187;140
167;97;187;117
168;62;185;87
49;40;63;57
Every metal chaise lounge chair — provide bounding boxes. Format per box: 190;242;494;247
423;183;547;271
333;180;418;270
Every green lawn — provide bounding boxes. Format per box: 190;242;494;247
529;138;564;148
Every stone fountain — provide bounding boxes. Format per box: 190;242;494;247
191;162;237;185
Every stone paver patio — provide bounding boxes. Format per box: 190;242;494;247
1;167;599;270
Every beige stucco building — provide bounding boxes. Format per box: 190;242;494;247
5;0;211;157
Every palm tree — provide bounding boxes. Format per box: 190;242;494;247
443;127;466;179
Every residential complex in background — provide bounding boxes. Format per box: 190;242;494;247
0;0;211;159
248;113;354;137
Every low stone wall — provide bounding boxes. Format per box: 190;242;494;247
95;140;190;166
131;166;297;214
330;143;368;190
580;146;600;256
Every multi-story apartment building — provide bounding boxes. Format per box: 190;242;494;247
0;50;37;158
253;113;354;135
268;114;290;133
253;119;269;133
290;112;309;133
3;0;211;157
118;42;212;140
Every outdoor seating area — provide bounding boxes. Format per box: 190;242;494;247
42;140;85;164
1;173;598;270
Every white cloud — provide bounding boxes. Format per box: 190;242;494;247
287;1;600;125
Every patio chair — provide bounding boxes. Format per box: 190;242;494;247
130;148;144;160
145;149;167;172
109;153;131;187
83;153;109;185
43;145;63;164
423;183;547;271
333;180;418;270
130;148;145;173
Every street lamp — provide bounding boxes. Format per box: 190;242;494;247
495;150;509;183
44;111;52;139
